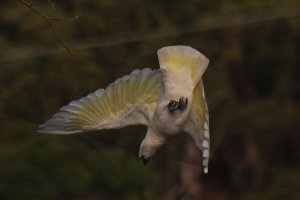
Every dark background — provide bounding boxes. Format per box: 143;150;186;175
0;0;299;199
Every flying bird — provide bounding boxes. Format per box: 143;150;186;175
38;45;210;173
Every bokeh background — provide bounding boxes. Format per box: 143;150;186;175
1;0;299;199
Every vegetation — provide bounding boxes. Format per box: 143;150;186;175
0;0;299;199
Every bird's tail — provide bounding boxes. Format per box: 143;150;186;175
157;45;209;88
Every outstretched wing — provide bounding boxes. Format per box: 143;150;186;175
183;79;210;173
39;68;163;134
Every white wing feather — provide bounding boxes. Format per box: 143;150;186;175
39;68;163;134
183;79;210;173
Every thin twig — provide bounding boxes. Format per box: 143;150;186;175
47;16;79;22
27;0;46;7
46;0;56;8
20;0;76;53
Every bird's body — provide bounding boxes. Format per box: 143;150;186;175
39;45;210;173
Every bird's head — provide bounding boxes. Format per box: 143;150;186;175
139;129;166;165
139;140;157;166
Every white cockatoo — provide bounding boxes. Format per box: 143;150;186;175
39;45;210;173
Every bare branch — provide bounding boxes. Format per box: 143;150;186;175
47;16;79;22
27;0;46;7
19;0;77;53
46;0;56;9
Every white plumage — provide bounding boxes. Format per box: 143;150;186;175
39;45;210;173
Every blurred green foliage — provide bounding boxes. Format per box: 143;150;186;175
0;0;299;199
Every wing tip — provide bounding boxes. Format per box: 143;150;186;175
204;166;208;174
37;112;80;135
37;125;79;134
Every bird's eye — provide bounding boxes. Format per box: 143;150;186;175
168;100;178;112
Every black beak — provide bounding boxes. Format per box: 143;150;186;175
141;156;151;165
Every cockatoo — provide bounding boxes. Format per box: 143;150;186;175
39;45;210;173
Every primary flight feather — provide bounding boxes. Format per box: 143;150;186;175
39;45;210;173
